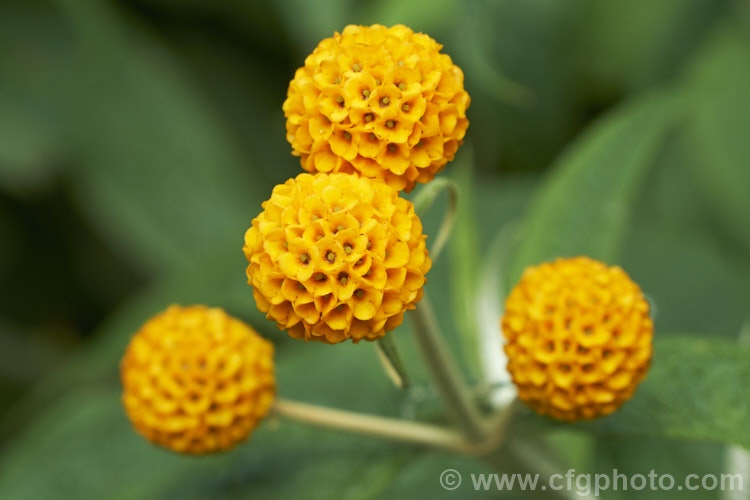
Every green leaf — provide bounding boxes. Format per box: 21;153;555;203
437;151;538;385
622;212;750;337
613;131;750;337
358;0;460;39
579;0;726;93
581;336;750;451
271;0;354;51
683;22;750;251
55;0;268;274
454;0;587;172
443;151;482;380
516;336;750;451
0;2;75;194
0;101;61;193
0;248;260;441
506;91;679;286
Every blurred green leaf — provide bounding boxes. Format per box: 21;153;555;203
53;0;268;274
126;0;289;50
0;101;62;193
590;437;725;500
615;129;750;337
623;199;750;337
440;157;537;385
0;244;263;442
271;0;354;52
683;22;750;251
457;0;584;173
168;29;298;183
579;0;726;96
359;0;459;37
579;336;750;451
506;91;680;286
515;336;750;451
442;152;482;380
0;2;75;194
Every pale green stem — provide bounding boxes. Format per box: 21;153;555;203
409;296;488;443
375;336;410;389
272;398;475;454
412;177;459;263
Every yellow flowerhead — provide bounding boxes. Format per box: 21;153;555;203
501;257;653;421
283;24;470;193
120;305;275;454
243;172;431;344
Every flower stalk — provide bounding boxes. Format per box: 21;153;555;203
411;177;459;262
375;336;410;389
409;295;489;443
272;398;476;454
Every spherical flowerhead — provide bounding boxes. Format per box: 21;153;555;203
283;24;470;193
243;172;431;344
501;257;653;421
120;305;275;454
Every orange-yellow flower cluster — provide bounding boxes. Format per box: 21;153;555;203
243;172;431;344
121;305;275;454
501;257;653;421
283;24;470;193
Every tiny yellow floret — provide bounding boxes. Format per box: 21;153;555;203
501;257;653;421
243;172;432;344
283;24;470;193
120;305;275;454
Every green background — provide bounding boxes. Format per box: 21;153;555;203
1;0;749;498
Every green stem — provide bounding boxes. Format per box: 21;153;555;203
409;295;488;443
375;336;410;389
412;177;459;263
272;398;474;453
